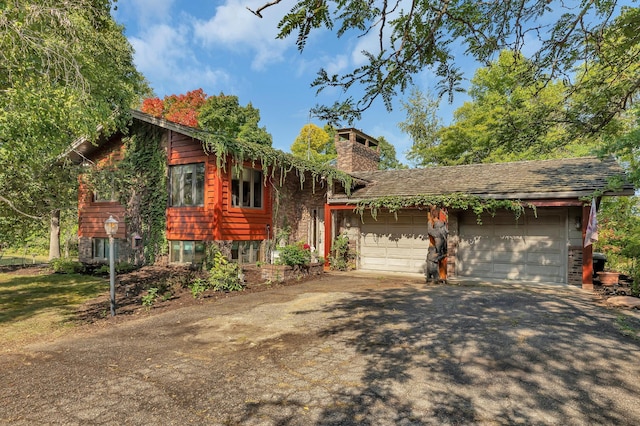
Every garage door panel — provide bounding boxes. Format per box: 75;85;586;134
458;208;567;283
493;263;526;278
494;225;525;237
526;253;562;266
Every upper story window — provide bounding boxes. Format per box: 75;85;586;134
231;167;263;208
170;163;205;207
92;172;118;202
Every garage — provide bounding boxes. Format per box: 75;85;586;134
456;208;567;283
359;210;430;274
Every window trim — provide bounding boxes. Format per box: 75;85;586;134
230;166;263;209
170;163;205;207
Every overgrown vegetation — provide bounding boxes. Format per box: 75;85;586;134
186;245;243;298
354;193;533;223
329;233;356;271
85;122;168;264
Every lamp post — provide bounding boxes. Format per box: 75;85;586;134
104;215;118;317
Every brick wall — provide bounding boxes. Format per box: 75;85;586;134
336;140;380;172
568;246;583;286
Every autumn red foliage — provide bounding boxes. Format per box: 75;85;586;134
141;88;208;128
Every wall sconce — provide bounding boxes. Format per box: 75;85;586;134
345;217;351;229
575;216;582;230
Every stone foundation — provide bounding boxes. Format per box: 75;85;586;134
242;262;324;286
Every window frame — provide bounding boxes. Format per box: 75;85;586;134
92;238;117;260
170;163;205;207
230;240;262;264
169;240;206;264
231;167;263;209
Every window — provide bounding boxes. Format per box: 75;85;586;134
231;167;263;208
170;163;205;206
93;238;117;260
93;175;117;202
170;241;205;264
231;241;261;264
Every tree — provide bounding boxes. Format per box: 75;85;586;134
424;51;601;165
143;91;273;145
199;93;272;146
376;136;405;170
0;0;148;258
290;123;335;164
142;89;207;127
398;88;442;167
251;0;639;133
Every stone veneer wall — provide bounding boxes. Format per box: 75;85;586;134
567;246;583;286
78;236;132;264
274;170;327;246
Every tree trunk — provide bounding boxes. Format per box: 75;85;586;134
49;209;61;260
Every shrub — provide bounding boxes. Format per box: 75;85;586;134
141;287;159;308
187;248;243;297
50;258;85;274
329;234;356;271
188;278;209;299
278;242;311;268
208;250;243;292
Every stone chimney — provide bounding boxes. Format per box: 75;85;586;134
335;128;380;173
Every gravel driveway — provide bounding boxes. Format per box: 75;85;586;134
2;272;640;425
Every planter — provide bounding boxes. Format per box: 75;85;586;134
597;271;620;286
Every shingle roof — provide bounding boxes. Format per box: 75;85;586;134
340;157;634;201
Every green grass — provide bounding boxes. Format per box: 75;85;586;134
0;251;49;266
0;271;107;350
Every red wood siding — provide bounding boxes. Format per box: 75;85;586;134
166;131;218;240
218;160;272;241
78;136;127;239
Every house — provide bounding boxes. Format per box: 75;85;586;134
68;110;333;270
69;111;634;289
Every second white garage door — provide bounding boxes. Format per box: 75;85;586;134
457;209;567;283
359;210;430;274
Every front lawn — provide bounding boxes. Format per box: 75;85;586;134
0;269;107;351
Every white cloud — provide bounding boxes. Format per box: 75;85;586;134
192;0;295;70
129;23;230;96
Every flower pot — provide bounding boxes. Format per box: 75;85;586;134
597;271;620;286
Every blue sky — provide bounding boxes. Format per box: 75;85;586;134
111;0;635;165
111;0;470;165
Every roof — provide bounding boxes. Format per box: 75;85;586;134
332;157;634;202
66;110;205;164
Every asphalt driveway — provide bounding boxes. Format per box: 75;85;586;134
2;272;640;425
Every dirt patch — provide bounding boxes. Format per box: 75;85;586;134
72;264;325;326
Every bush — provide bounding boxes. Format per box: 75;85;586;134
329;234;355;271
208;250;243;292
187;248;243;297
50;258;85;274
278;242;311;268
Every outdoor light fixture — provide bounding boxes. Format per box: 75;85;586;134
104;215;119;236
104;215;118;316
575;216;582;230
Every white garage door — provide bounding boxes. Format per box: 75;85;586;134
457;209;567;283
360;211;430;274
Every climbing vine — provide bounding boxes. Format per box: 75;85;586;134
170;126;354;194
85;122;167;264
353;193;535;222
